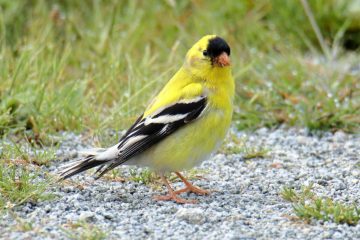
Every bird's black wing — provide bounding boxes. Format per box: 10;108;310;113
95;96;207;178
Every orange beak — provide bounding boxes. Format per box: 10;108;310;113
213;52;231;67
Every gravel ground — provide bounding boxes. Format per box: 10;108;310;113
1;127;360;240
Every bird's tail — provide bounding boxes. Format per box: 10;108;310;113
58;148;111;180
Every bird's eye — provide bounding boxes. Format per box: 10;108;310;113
202;50;208;56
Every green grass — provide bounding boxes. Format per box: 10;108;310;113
0;162;54;210
0;137;57;211
0;0;359;138
0;137;58;166
61;220;107;240
0;0;359;213
129;168;157;185
281;184;360;225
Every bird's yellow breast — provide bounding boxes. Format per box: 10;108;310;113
131;66;234;172
130;35;235;172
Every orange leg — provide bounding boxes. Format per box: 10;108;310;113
153;174;196;204
174;172;210;195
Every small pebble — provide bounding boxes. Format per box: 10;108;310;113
176;208;206;224
1;129;359;239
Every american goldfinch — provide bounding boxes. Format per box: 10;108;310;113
60;35;234;203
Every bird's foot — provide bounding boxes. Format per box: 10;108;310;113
153;193;197;204
174;184;210;195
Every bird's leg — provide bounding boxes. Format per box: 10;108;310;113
174;172;210;195
153;174;196;204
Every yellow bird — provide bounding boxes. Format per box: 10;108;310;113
59;35;234;203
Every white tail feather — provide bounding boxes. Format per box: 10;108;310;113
58;158;86;173
57;144;120;180
78;148;106;157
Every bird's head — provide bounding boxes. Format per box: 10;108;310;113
184;35;231;74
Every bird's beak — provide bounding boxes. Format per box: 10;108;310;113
213;52;230;67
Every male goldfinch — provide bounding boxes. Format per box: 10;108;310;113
59;35;234;203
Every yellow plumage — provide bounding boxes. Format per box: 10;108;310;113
138;35;234;172
60;35;234;203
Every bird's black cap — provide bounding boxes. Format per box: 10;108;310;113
206;37;231;58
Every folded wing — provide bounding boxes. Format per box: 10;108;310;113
94;95;208;178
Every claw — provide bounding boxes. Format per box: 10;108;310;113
174;185;210;195
154;172;210;204
154;174;197;204
174;172;210;195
